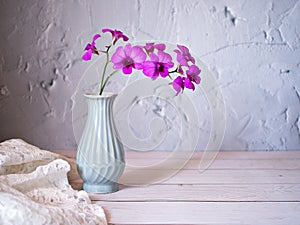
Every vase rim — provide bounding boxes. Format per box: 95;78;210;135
84;92;117;98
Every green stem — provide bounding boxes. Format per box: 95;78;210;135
99;70;119;95
99;46;111;95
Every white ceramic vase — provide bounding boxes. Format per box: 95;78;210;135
76;93;125;193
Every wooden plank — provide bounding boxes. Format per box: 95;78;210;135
125;158;300;170
51;150;300;160
124;150;300;159
70;168;300;188
52;150;300;170
118;169;300;185
96;202;300;225
89;184;300;202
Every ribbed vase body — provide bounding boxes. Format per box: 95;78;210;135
76;93;125;193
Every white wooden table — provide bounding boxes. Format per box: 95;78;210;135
54;150;300;225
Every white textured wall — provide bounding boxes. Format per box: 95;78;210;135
0;0;299;150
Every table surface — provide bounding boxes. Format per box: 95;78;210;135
53;150;300;225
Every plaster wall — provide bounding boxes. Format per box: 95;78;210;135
0;0;299;150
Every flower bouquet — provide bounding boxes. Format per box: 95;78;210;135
82;28;202;95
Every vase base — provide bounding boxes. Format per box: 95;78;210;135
83;182;119;194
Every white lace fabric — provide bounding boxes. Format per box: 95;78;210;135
0;139;107;225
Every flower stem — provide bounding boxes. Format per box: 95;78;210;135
99;70;119;94
99;46;111;95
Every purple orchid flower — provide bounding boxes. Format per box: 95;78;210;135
182;65;201;91
172;65;201;94
144;43;166;54
174;44;195;66
142;51;174;80
186;65;201;84
102;28;129;45
111;43;146;74
172;76;185;95
172;75;195;94
82;34;101;61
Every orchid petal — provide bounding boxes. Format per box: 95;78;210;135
92;34;101;42
184;78;195;90
84;43;92;51
102;28;113;33
131;46;146;62
124;43;132;56
121;34;129;42
149;53;159;62
142;61;158;79
111;46;126;64
154;43;166;51
134;62;144;70
123;66;133;74
158;51;172;64
159;68;169;77
82;49;92;61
